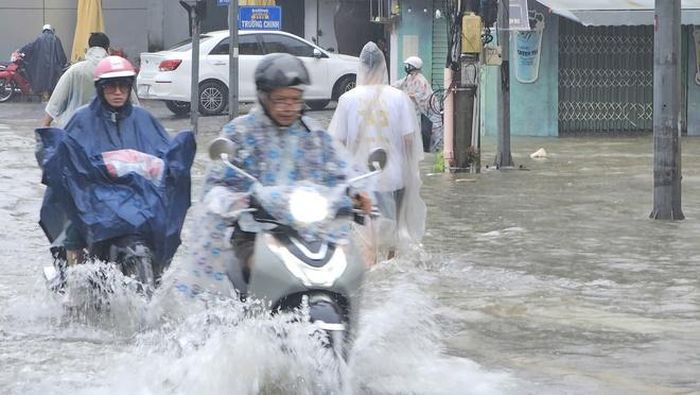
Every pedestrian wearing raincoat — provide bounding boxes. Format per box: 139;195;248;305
393;56;443;152
20;24;67;101
329;42;426;259
42;32;140;127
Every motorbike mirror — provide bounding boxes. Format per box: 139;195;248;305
347;148;388;186
208;137;236;161
208;137;260;183
367;148;387;171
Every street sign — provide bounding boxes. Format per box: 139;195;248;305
238;6;282;30
217;0;230;5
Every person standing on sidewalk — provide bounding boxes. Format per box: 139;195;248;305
329;41;426;259
19;24;67;101
393;56;442;152
42;32;114;127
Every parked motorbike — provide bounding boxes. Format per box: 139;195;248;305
0;51;33;102
208;137;386;359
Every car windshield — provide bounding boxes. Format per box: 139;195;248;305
167;35;213;52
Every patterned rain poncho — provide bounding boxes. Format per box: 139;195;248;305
393;68;443;152
172;105;361;298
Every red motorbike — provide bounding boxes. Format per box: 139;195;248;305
0;51;33;103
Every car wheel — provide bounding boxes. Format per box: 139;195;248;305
306;100;329;111
334;75;356;100
165;100;190;115
0;78;16;103
199;80;228;116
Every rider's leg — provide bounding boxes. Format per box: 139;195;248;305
231;225;256;283
63;222;86;265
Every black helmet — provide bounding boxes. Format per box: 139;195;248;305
255;53;311;92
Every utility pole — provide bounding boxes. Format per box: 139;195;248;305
228;0;239;120
494;0;514;168
650;0;683;220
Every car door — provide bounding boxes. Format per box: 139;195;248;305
260;33;330;99
206;33;264;102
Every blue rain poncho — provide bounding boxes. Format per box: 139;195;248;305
20;29;67;93
37;96;196;268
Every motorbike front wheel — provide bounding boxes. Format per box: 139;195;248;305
119;243;156;294
0;78;16;102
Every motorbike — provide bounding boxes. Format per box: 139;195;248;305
208;137;386;359
36;126;196;300
0;51;33;102
43;234;159;297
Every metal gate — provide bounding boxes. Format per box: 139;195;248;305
558;20;654;134
432;0;448;90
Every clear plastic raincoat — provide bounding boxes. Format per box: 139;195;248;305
328;42;426;254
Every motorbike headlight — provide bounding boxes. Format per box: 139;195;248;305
289;189;329;224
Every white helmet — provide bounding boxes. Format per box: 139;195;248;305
404;56;423;70
42;24;53;32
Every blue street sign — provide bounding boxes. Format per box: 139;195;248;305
217;0;230;5
238;6;282;30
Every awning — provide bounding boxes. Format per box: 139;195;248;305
535;0;700;26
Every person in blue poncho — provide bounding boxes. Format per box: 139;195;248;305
20;24;67;101
37;56;196;280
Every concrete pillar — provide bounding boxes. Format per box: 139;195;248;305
147;0;165;52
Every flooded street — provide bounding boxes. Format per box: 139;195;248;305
1;101;699;394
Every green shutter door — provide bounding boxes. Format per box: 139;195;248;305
432;0;448;90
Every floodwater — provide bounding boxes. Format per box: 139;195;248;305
0;103;698;394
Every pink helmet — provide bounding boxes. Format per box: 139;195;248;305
94;56;136;81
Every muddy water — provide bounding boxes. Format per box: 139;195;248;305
1;103;698;394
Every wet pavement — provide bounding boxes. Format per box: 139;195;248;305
0;99;699;394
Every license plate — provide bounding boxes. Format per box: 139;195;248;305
137;84;150;97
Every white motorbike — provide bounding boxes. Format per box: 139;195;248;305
208;137;386;359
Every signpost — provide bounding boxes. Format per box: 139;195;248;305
218;3;281;119
179;0;206;135
228;1;239;120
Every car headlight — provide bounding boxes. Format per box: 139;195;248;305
289;188;330;224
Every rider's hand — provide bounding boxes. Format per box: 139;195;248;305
352;192;372;215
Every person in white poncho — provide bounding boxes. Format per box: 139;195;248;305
328;41;426;259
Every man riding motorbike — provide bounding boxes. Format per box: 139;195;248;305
36;56;195;288
175;53;370;297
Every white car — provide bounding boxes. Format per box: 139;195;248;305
136;30;358;115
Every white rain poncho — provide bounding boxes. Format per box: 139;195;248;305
45;47;139;127
328;42;426;254
394;67;443;152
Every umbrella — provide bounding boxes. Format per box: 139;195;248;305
70;0;105;63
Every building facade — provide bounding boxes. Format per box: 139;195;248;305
479;2;700;136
